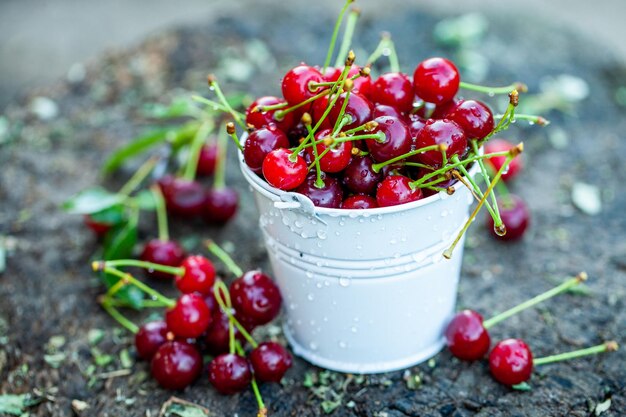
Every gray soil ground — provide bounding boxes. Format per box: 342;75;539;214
1;3;625;416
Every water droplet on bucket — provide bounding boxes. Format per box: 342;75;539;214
339;220;345;226
323;316;329;322
289;303;297;310
339;277;351;287
316;282;323;289
309;342;318;350
356;244;363;250
440;210;449;217
324;280;330;287
294;220;303;228
317;230;327;240
351;326;358;333
359;218;365;223
338;341;347;348
307;293;315;301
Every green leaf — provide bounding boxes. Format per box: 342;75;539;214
161;398;210;417
512;382;532;391
103;220;137;261
43;352;66;368
62;187;124;214
89;204;126;225
0;394;32;415
134;189;157;210
91;347;113;367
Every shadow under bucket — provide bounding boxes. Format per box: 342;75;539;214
240;153;477;374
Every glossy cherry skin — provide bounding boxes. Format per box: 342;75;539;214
157;176;206;217
176;255;216;295
444;310;491;361
294;173;343;208
342;155;383;195
140;239;186;280
83;215;112;237
376;175;423;207
151;341;203;390
281;65;324;105
203;187;238;224
165;293;212;339
203;308;246;355
489;339;534;386
484;138;523;182
447;99;494;140
262;148;308;190
306;129;353;173
244;126;290;175
430;99;460;119
208;353;252;395
406;114;427;162
324;66;372;98
230;271;282;326
328;92;373;130
135;321;170;360
366;116;412;163
373;104;403;119
414;119;467;167
196;143;218;176
246;96;294;132
486;194;530;241
341;194;378;209
371;72;414;113
413;57;460;105
249;342;293;383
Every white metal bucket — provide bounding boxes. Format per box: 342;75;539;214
239;150;476;374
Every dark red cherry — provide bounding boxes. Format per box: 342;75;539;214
208;353;252;395
444;310;491;361
151;341;202;390
447;99;494;140
489;339;534;386
203;307;246;355
484;139;523;182
327;92;373;130
417;169;458;197
249;342;293;383
294;173;343;208
341;194;378;209
414;119;467;167
376;175;423;207
366;116;412;163
135;321;170;360
486;194;530;241
262;148;308;190
407;114;427;163
430;99;460;119
305;129;353;173
342;155;383;195
371;72;414;113
83;215;112;237
139;239;185;280
230;271;282;326
165;293;212;339
244;126;290;175
203;187;238;224
246;96;294;132
282;65;324;105
176;255;216;295
157;176;206;217
311;95;333;129
373;104;403;119
413;57;460;105
196;143;218;176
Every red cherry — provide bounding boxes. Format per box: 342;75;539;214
376;175;423;207
203;307;248;355
294;173;344;208
413;57;460;105
246;96;294;132
165;293;212;339
135;321;170;360
484;138;523;182
157;176;206;217
176;255;216;295
342;154;383;195
414;119;467;167
444;310;491;361
203;187;238;224
230;271;282;326
447;99;494;140
486;194;530;241
430;98;460;119
83;215;112;237
196;143;218;176
311;95;333;129
151;341;202;390
327;92;373;130
244;126;290;175
281;65;324;105
139;239;185;280
371;72;414;113
489;339;534;386
262;148;308;190
322;66;343;81
366;116;412;163
324;66;372;97
305;129;353;173
208;353;252;395
249;342;293;383
341;194;378;209
373;104;403;119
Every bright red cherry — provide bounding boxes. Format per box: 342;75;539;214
246;96;294;132
244;126;290;175
342;155;383;195
484;139;523;182
413;57;460;105
444;310;491;361
489;339;534;386
83;215;113;237
196;143;218;176
230;271;282;326
376;175;423;207
249;342;293;383
281;65;324;105
341;194;378;209
176;255;216;295
306;129;353;173
414;119;467;167
262;148;308;190
165;293;212;339
447;99;494;140
203;187;238;224
486;194;530;241
157;176;206;217
139;239;185;280
366;116;412;163
208;353;252;395
327;92;373;130
151;341;202;390
430;99;460;119
371;72;414;113
294;173;343;208
135;321;170;360
324;66;372;98
373;104;403;119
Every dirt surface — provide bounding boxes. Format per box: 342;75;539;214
1;5;625;416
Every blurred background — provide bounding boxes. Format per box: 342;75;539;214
0;0;624;109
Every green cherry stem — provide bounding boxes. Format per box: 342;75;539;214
118;156;160;197
458;146;501;225
150;185;170;242
533;341;619;366
206;240;243;277
459;81;527;95
495;113;550;126
213;281;259;349
183;121;214;181
206;75;246;130
95;264;176;308
98;259;184;276
304;122;325;189
233;340;267;416
100;297;139;334
191;95;244;117
323;0;353;71
274;89;332;120
371;144;442;174
482;91;519;143
105;298;172;308
332;91;352;135
366;33;400;72
213;123;229;190
482;272;588;329
334;7;360;68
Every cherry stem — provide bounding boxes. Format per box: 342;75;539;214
257;101;288;112
533;341;618;366
213;124;228;190
332;93;352;134
458;146;501;225
96;265;176;308
191;95;244;117
334;8;360;68
459;81;527;95
206;77;246;130
404;161;432;170
304;123;325;189
496;113;550;126
205;240;243;277
323;0;353;71
99;259;184;276
150;185;170;242
100;297;139;334
449;166;496;217
483;272;589;329
118;156;159;197
104;298;171;308
366;33;399;72
275;89;332;120
371;144;442;174
343;121;375;136
213;280;259;349
183;121;213;181
482;95;518;143
232;340;267;415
